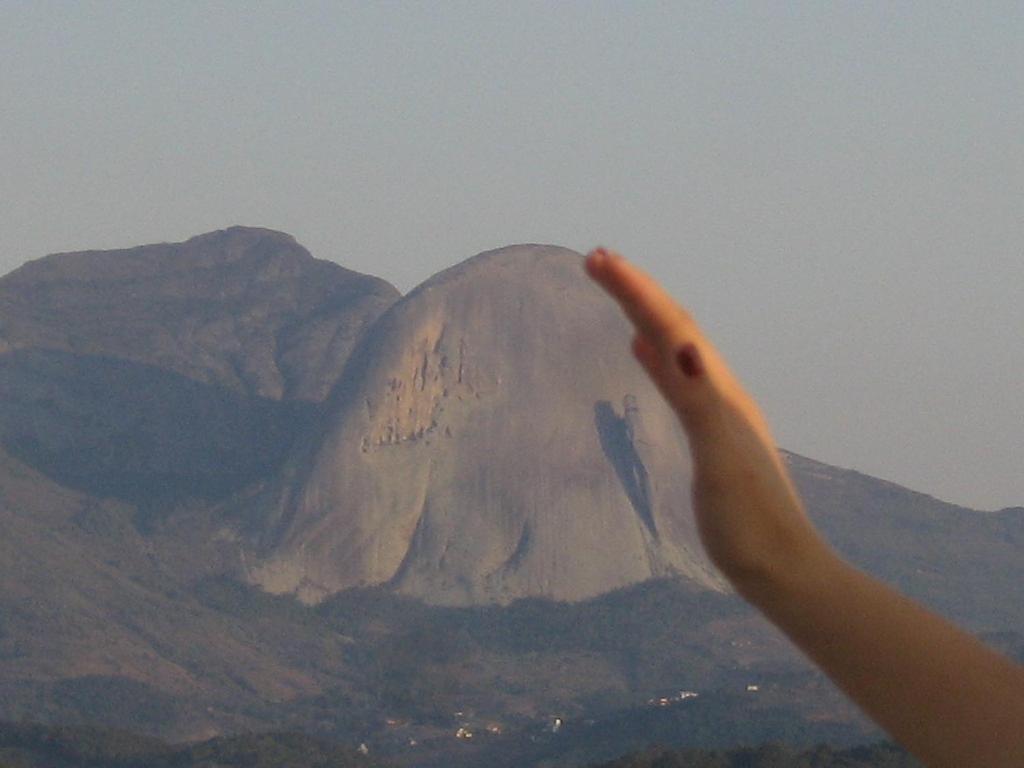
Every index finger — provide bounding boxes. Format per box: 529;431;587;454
585;248;697;348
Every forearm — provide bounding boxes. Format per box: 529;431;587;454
738;541;1024;768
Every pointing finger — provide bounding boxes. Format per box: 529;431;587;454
585;248;697;349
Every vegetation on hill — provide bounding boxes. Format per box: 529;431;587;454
0;722;385;768
0;721;917;768
589;742;919;767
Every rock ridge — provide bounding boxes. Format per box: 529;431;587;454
0;226;400;401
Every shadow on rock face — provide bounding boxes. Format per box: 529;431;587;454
594;398;657;540
0;348;318;529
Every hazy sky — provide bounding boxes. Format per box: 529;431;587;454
2;2;1021;510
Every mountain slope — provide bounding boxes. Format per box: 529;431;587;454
0;228;402;737
0;227;398;515
0;443;356;741
787;451;1024;629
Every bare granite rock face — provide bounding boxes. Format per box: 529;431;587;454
248;245;726;605
0;226;399;402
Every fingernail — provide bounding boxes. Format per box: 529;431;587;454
676;343;703;378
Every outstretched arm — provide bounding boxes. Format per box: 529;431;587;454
585;247;1024;768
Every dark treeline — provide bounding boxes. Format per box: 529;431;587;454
0;722;385;768
590;742;920;768
0;721;918;768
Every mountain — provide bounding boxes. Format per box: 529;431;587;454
0;227;398;519
0;226;398;401
246;245;723;605
0;228;402;739
0;229;1019;761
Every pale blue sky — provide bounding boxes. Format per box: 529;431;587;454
2;2;1021;509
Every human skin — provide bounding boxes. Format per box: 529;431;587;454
585;247;1024;768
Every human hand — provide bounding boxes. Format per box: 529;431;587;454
587;247;1024;766
585;248;828;597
